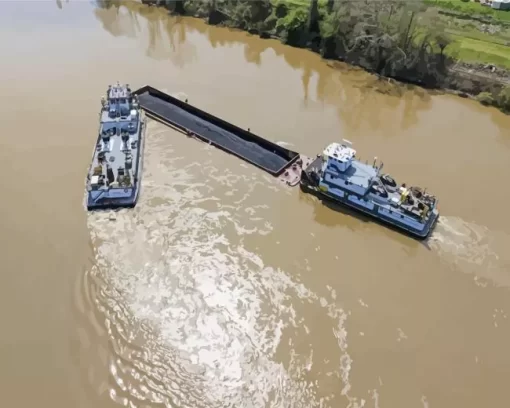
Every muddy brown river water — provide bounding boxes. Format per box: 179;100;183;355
1;1;510;407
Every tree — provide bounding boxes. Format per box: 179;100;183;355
173;0;185;14
326;0;334;13
435;32;451;58
496;86;510;111
307;0;320;33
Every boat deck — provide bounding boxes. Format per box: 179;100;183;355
89;116;141;182
86;83;144;210
303;156;322;180
303;155;431;221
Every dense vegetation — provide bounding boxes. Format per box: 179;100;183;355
139;0;510;112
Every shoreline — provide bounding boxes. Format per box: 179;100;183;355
140;0;510;113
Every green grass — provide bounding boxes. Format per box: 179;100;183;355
446;35;510;68
445;27;510;45
440;15;510;68
426;0;510;22
270;0;510;69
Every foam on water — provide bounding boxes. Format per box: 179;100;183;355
84;120;353;408
429;216;510;287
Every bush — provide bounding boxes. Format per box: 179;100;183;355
275;2;288;18
276;7;308;31
263;13;278;31
496;86;510;111
475;91;494;106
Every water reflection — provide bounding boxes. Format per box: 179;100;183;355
92;0;434;132
55;0;71;10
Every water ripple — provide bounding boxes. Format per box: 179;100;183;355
84;121;351;408
430;216;510;288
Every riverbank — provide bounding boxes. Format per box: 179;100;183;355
139;0;510;113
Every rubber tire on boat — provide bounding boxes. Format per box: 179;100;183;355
411;186;423;199
380;174;397;188
310;171;320;186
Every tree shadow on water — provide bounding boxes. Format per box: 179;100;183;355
91;0;436;131
93;0;197;67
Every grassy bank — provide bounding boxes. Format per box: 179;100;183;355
137;0;510;113
275;0;510;70
426;0;510;22
426;0;510;69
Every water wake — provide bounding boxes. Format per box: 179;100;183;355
429;216;510;287
82;121;352;408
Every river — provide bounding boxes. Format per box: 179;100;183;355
1;1;509;407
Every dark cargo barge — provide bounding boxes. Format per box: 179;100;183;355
133;86;311;184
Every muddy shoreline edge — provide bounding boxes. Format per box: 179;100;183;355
138;0;510;113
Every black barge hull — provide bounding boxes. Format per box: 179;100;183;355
133;86;302;178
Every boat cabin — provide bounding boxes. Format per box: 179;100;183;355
322;140;356;173
319;140;378;196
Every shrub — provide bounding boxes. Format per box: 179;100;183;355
496;86;510;111
475;91;494;106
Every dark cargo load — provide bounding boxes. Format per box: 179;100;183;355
133;86;300;176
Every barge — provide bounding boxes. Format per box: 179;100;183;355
300;140;439;239
85;82;146;210
133;85;311;185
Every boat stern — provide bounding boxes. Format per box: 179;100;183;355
86;186;139;210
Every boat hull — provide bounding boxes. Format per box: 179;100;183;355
86;187;139;210
299;178;439;240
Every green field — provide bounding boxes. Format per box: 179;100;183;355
275;0;510;69
426;0;510;22
446;35;510;68
442;22;510;67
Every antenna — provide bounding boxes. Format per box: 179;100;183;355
373;156;377;168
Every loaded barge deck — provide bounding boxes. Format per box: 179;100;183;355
132;86;312;186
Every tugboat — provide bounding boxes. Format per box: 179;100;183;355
85;82;146;210
300;140;439;239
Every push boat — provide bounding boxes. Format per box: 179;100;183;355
300;140;439;239
85;82;146;210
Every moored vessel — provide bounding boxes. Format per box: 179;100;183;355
85;82;145;210
300;140;439;239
